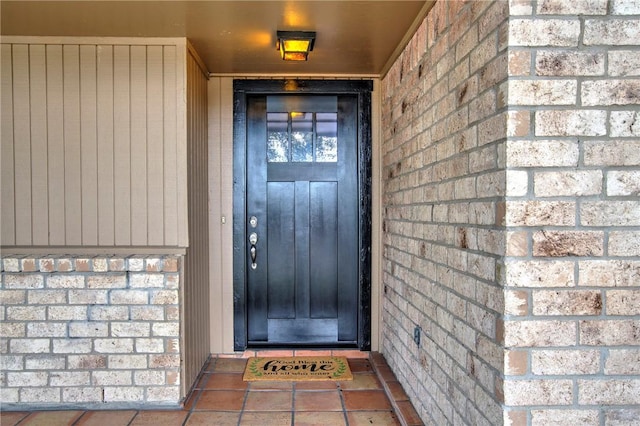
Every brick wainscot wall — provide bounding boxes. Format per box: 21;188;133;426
0;255;183;408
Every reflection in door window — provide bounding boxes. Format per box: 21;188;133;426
316;113;337;162
291;112;313;162
267;112;337;163
267;113;289;162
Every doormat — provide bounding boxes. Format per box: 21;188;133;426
243;356;353;381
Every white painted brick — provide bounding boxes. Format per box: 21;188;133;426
92;370;132;386
10;339;50;354
579;260;640;287
50;371;90;386
127;258;145;271
508;80;577;105
146;386;180;402
0;290;25;305
24;355;65;370
606;408;640;426
111;323;150;337
536;50;605;76
67;355;106;370
6;306;46;321
150;290;178;305
0;388;19;403
110;290;149;305
2;258;20;272
94;338;134;353
509;0;533;15
607;171;640;196
27;323;67;337
608;231;640;256
48;306;87;321
535;110;607;136
0;355;24;370
108;354;148;369
27;289;66;304
4;274;44;289
1;323;26;337
86;274;127;289
582;79;640;106
584;140;640;166
7;371;48;387
62;387;103;403
536;0;608;15
578;379;640;405
534;171;602;197
611;0;640;14
509;19;580;47
52;338;91;354
19;387;60;403
505;290;528;316
504;320;576;347
130;306;165;321
610;111;640;136
532;349;600;375
506;201;576;226
152;322;179;337
533;290;602;315
584;19;640;45
89;305;129;321
135;338;164;353
149;354;180;369
505;260;575;287
68;322;109;338
506;140;579;167
503;379;573;405
46;275;84;289
606;349;640;375
506;170;528;196
92;258;108;272
531;410;599;426
134;370;165;385
68;290;108;305
580;319;640;345
129;273;165;288
581;201;640;226
608;51;640;76
532;231;604;257
103;386;143;402
606;290;640;316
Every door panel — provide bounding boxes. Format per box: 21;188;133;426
266;181;295;319
309;181;338;318
246;94;359;346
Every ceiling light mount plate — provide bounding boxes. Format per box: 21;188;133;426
276;30;316;61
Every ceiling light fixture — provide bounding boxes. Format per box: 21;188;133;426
276;31;316;61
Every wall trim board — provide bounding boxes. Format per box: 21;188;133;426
0;36;189;46
0;246;187;256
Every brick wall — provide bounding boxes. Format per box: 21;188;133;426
381;1;508;424
504;0;640;424
0;255;183;408
381;0;639;425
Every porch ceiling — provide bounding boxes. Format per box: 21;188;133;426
1;0;433;76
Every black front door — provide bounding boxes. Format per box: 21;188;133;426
233;80;372;349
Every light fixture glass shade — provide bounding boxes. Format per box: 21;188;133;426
277;31;316;61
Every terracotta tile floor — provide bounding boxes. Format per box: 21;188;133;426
0;351;422;426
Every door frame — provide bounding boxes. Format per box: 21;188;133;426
232;79;373;351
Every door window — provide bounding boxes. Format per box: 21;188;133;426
266;112;338;163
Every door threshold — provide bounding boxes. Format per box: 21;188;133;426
217;349;370;359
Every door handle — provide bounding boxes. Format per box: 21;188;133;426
249;232;258;269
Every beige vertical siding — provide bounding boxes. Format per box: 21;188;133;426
0;39;188;248
207;77;235;353
181;46;211;396
1;44;16;245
